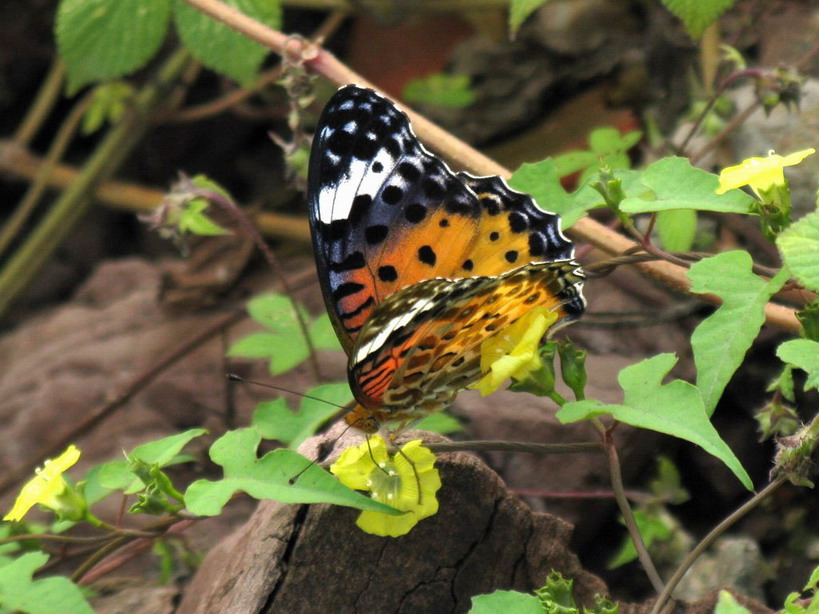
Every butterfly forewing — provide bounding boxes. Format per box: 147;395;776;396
307;86;579;350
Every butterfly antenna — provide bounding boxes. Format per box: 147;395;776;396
226;374;349;410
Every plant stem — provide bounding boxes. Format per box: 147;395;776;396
592;418;665;594
0;49;191;319
13;60;66;147
0;92;93;259
650;478;787;614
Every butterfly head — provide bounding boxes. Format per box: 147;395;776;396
344;404;381;434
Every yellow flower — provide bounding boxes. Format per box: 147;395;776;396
476;306;558;396
330;436;441;537
4;445;81;522
716;148;815;196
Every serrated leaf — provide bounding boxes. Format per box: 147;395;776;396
689;251;788;414
777;210;819;292
660;0;736;39
252;382;352;447
184;429;399;516
777;339;819;391
656;208;697;252
403;73;475;108
620;157;755;214
508;0;552;37
57;0;170;93
557;354;752;489
0;552;94;614
509;159;603;228
469;590;544;614
173;0;281;86
98;428;206;493
309;313;342;351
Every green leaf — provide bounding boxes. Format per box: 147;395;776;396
777;210;819;293
469;590;544;614
178;200;229;236
660;0;736;39
589;128;642;154
557;354;753;489
656;209;697;252
509;159;603;228
184;429;399;516
229;294;311;374
415;411;463;435
403;74;475;108
608;508;673;568
688;251;789;414
714;590;752;614
57;0;171;93
0;552;94;614
508;0;552;37
98;428;206;493
620;157;755;214
777;339;819;391
82;82;135;134
308;313;342;351
252;382;353;447
173;0;281;86
80;464;116;507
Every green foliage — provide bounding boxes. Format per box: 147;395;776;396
778;210;819;292
608;508;673;568
553;127;642;185
252;382;353;448
557;354;753;489
403;74;475;108
97;428;206;494
656;208;697;252
777;340;819;392
620;157;755;214
509;159;603;228
714;590;751;614
470;590;544;614
414;411;463;435
660;0;736;39
508;0;552;37
0;552;94;614
470;571;617;614
56;0;170;93
56;0;281;93
174;0;281;87
82;82;135;134
228;293;339;374
689;251;789;414
184;428;400;516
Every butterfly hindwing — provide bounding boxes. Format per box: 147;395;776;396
349;261;585;416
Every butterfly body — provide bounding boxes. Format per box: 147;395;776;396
308;85;585;432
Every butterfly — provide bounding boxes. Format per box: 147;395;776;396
307;84;586;433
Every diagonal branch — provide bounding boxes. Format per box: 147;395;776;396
178;0;800;334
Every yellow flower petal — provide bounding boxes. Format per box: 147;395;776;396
476;306;558;396
716;148;815;195
331;437;441;538
4;445;81;522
